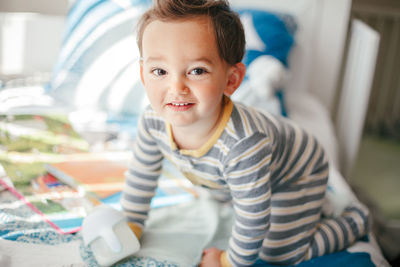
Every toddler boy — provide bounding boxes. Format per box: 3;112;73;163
121;0;369;266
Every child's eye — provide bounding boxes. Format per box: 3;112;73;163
190;68;207;75
152;68;167;76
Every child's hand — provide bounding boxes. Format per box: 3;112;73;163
200;247;223;267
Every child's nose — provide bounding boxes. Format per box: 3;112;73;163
169;76;189;95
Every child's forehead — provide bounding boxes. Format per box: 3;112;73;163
142;16;217;48
144;15;213;33
140;15;223;63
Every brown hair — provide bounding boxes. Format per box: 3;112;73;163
137;0;245;65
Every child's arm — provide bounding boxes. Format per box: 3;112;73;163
220;134;273;266
120;113;163;239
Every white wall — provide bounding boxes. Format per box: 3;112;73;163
0;0;68;76
0;0;69;15
0;13;66;75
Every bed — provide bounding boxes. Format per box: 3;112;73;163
0;0;390;266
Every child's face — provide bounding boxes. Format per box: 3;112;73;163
140;16;242;129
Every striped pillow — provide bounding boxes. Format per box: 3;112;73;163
48;0;150;117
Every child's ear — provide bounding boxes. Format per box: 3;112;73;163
224;62;246;96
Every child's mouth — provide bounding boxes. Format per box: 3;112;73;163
167;102;194;110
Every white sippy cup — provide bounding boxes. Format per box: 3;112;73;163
82;204;140;267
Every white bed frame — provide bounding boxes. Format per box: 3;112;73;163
230;0;380;178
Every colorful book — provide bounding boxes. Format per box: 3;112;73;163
44;158;197;203
45;159;127;199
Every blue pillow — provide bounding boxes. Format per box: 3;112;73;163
234;9;296;117
237;9;296;68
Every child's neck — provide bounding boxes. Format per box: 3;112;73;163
171;102;225;151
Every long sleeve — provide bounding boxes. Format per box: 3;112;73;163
222;133;272;266
120;114;164;235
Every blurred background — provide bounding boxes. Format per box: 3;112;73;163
0;0;399;265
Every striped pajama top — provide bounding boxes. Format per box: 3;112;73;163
121;97;328;266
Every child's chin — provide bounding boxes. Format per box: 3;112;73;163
166;116;196;128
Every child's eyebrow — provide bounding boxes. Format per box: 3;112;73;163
140;56;215;65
